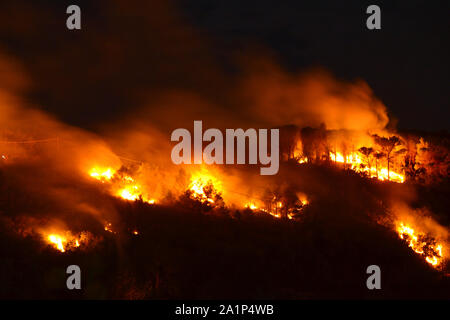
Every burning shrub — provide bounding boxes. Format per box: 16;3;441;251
88;165;157;205
396;222;445;268
180;174;225;213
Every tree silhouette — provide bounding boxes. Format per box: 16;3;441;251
373;135;402;180
358;147;374;175
373;152;384;179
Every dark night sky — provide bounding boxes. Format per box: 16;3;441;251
178;0;449;131
0;0;448;132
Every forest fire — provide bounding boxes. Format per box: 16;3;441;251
47;234;67;252
245;196;308;220
185;170;310;220
292;132;415;183
187;172;223;204
89;167;115;181
89;166;156;204
245;201;281;218
0;0;448;301
0;84;448;299
43;230;92;253
329;151;405;183
396;222;444;268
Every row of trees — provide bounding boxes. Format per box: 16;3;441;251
279;125;449;184
358;135;402;181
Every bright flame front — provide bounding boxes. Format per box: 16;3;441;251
396;222;444;268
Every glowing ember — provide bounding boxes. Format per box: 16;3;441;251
267;210;281;219
396;222;444;267
104;222;114;233
245;196;308;220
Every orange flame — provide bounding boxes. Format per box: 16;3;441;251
329;152;405;183
44;231;91;253
396;222;444;267
89;167;157;205
188;172;222;204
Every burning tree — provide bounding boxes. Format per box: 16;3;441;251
181;174;225;213
294;127;408;183
373;151;384;180
358;147;374;174
372;135;402;181
259;188;308;220
396;222;444;268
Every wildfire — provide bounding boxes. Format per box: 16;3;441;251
396;222;444;267
330;152;405;183
245;197;308;220
244;202;258;210
89;167;115;181
88;166;156;205
118;187;139;201
188;173;223;204
297;156;307;164
47;234;66;252
245;201;281;219
44;231;91;253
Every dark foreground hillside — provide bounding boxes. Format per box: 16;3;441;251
0;163;449;299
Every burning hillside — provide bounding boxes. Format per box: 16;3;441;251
14;138;443;275
89;166;157;204
0;88;448;271
396;223;444;267
0;0;449;299
2;152;449;299
45;231;92;253
0;123;449;300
